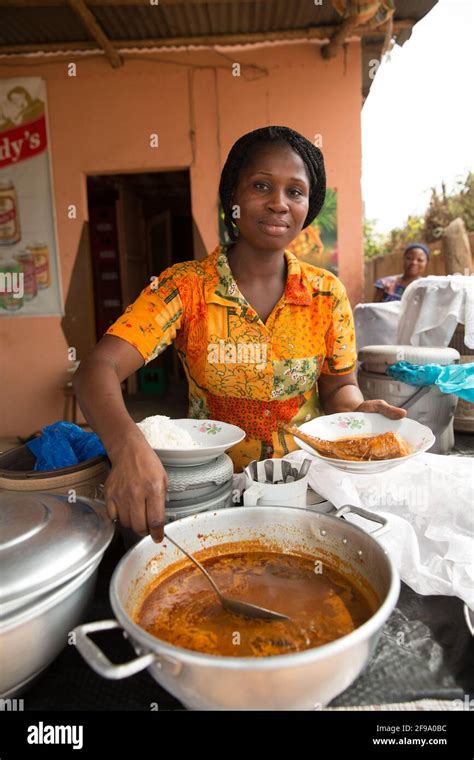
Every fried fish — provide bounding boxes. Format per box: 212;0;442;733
281;424;410;461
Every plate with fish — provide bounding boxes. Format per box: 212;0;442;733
282;413;435;473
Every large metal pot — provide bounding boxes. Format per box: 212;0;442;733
0;558;100;697
74;505;400;710
0;492;114;697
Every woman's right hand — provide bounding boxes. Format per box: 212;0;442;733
104;434;168;542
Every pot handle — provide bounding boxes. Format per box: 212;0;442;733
243;483;263;506
73;620;159;680
335;504;389;537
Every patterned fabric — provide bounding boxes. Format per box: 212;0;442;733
374;274;406;302
106;245;357;472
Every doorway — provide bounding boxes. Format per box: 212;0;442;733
86;170;193;417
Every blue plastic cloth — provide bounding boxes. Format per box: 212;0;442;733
26;421;107;472
387;361;474;402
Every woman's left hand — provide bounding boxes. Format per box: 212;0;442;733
355;399;407;420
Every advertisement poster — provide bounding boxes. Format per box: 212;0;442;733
0;77;62;316
218;187;338;275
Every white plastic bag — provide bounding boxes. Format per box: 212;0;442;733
284;450;474;609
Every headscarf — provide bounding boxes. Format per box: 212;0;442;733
404;243;430;260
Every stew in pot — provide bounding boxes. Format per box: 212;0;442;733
136;546;375;657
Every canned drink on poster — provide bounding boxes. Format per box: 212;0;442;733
0;179;21;246
26;242;51;289
0;257;24;311
14;251;38;301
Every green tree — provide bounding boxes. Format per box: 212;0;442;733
364;171;473;259
424;172;473;241
448;172;474;232
317;188;337;235
363;216;424;260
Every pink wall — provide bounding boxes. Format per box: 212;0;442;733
0;42;363;437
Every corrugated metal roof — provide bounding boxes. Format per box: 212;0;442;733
0;6;87;45
0;0;436;48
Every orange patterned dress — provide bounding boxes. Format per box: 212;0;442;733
106;245;356;472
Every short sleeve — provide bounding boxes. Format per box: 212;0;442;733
106;266;185;364
374;277;385;290
321;278;357;375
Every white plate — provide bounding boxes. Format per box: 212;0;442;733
154;419;245;466
306;487;333;512
291;412;435;474
166;481;234;518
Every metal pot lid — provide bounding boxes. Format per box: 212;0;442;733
358;344;460;368
0;491;114;606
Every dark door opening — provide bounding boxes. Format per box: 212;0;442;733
86;170;193;417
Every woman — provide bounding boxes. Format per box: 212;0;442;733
373;243;430;302
74;126;406;542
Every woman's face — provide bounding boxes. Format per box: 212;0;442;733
404;248;428;278
231;143;311;251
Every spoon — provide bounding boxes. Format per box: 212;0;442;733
163;530;290;622
299;458;312;478
264;459;274;484
289;465;299;481
281;460;292;483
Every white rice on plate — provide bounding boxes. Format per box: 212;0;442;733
137;415;201;449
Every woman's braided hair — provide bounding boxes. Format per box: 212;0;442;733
219;126;327;243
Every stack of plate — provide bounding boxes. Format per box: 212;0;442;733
165;454;234;522
154;419;245;523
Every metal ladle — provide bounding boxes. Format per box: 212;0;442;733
163;529;290;622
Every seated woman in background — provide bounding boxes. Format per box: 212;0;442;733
373;243;430;302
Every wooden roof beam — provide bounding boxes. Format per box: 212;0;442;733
2;0;283;5
321;2;398;60
321;16;357;59
0;19;415;57
66;0;122;67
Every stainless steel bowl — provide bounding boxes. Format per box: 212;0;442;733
74;505;400;710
